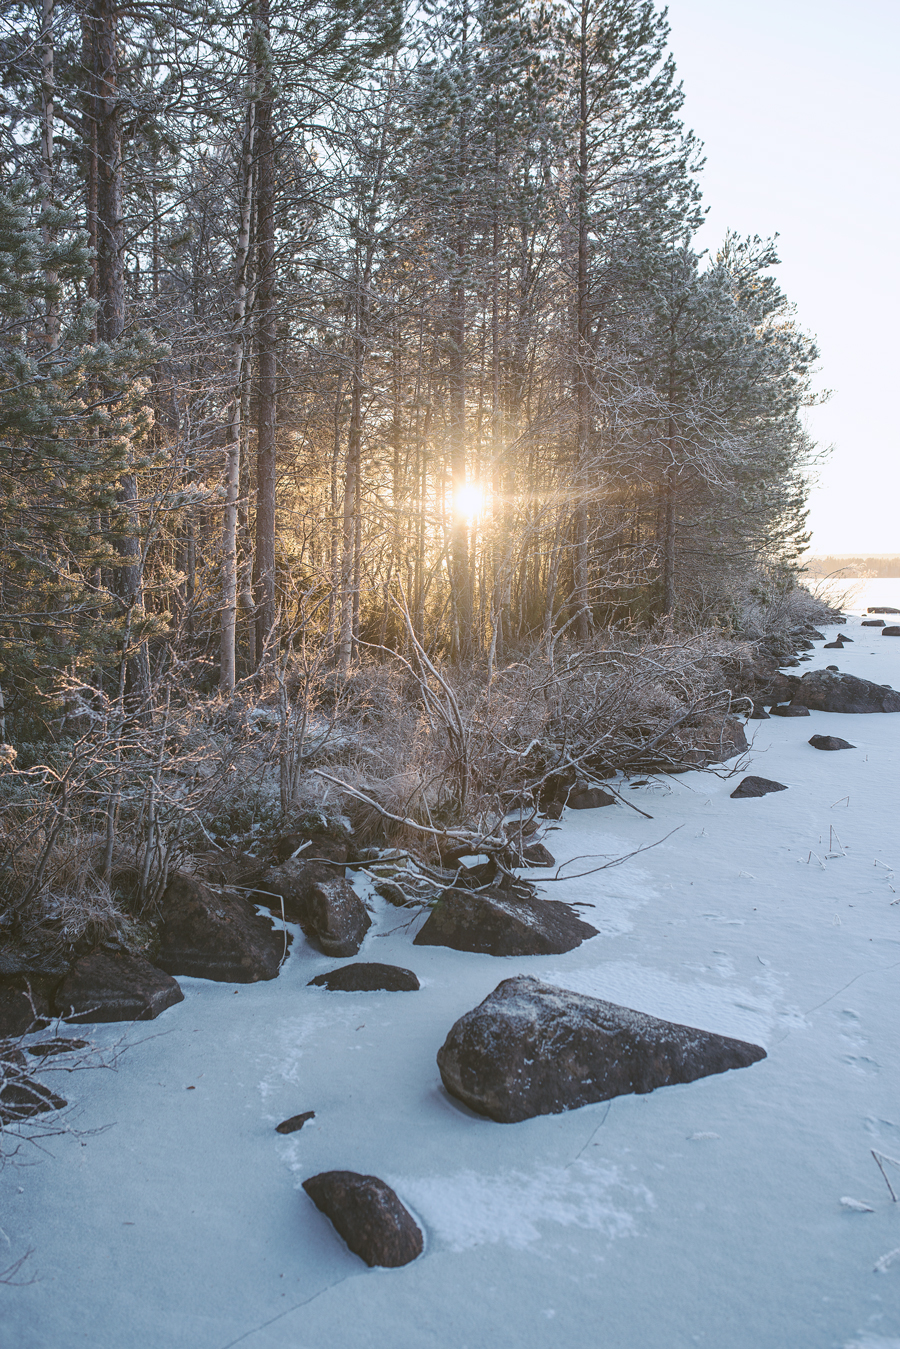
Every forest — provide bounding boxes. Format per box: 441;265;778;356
0;0;831;937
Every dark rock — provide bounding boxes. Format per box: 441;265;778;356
794;668;900;714
0;1076;67;1123
747;703;770;719
0;979;51;1036
308;962;419;992
257;842;348;924
0;947;72;988
520;842;556;867
300;879;371;958
27;1038;88;1057
781;657;801;666
869;607;900;614
807;630;826;640
826;664;839;671
769;703;810;717
53;950;184;1023
156;875;286;982
823;641;843;649
808;734;855;751
302;1171;423;1267
862;620;886;627
837;633;853;642
730;776;788;798
544;801;564;820
372;879;408;906
883;626;900;637
436;975;766;1124
276;1110;315;1134
794;638;815;651
568;786;616;810
414;886;597;957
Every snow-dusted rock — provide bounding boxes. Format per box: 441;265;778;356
730;776;788;798
302;1171;423;1267
156;875;286;982
300;878;371;958
308;962;419;992
747;702;770;718
795;668;900;713
520;841;556;867
568;786;616;810
770;703;810;717
257;840;348;923
414;886;597;957
54;950;184;1023
436;975;766;1124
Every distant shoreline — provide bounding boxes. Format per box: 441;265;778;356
803;555;900;579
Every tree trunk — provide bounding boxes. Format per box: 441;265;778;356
572;0;592;641
39;0;59;348
220;79;256;693
91;0;150;704
253;5;277;665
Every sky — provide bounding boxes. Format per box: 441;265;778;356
665;0;900;557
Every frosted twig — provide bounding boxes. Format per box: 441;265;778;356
874;1246;900;1273
871;1150;900;1202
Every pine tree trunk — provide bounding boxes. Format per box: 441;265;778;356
91;0;150;704
220;85;256;693
39;0;59;348
253;7;277;664
572;0;592;642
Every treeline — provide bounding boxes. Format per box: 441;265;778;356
0;0;820;723
804;557;900;579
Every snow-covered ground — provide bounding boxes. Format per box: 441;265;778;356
4;582;900;1349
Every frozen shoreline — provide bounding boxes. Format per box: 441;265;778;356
3;583;900;1349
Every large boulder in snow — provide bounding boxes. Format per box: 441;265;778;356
53;950;183;1023
308;961;418;992
794;669;900;714
414;886;597;957
883;627;900;637
436;976;766;1124
730;776;788;799
156;875;286;982
299;878;371;958
302;1171;423;1267
769;703;809;717
258;839;348;923
809;734;855;751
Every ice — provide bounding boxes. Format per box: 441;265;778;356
2;581;900;1347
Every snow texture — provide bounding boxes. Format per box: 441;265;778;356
3;580;900;1348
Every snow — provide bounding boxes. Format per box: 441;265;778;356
4;581;900;1348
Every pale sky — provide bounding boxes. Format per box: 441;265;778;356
666;0;899;556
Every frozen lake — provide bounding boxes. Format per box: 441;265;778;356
3;599;900;1349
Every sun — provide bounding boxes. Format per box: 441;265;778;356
455;482;484;523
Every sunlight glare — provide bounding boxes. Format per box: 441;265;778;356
455;482;484;522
